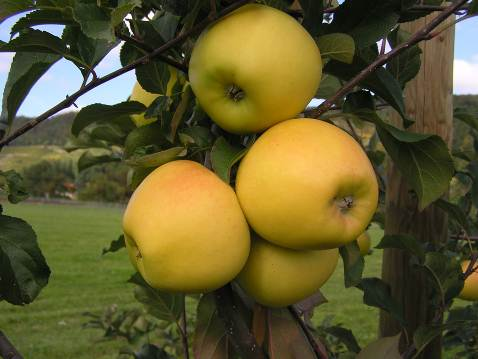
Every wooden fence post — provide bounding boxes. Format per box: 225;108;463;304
379;15;455;359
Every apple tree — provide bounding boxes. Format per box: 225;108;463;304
1;0;478;358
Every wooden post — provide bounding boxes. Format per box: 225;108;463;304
379;15;455;359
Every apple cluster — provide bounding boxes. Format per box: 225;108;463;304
122;4;379;307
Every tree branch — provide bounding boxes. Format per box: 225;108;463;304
0;331;23;359
0;0;251;149
288;306;329;359
306;0;468;118
214;285;267;359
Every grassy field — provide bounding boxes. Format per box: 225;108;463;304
0;145;78;171
0;202;135;359
7;202;461;358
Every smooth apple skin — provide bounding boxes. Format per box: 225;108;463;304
357;232;372;256
236;118;379;250
188;4;322;134
459;260;478;301
130;68;178;127
123;160;250;293
237;236;339;307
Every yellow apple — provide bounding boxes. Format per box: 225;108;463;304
236;118;379;250
356;232;371;256
237;235;339;307
459;260;478;301
130;67;178;127
188;4;322;134
123;160;250;293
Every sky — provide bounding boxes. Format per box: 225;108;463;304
0;14;477;118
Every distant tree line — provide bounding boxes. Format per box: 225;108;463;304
7;95;478;203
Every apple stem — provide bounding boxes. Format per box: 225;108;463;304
337;196;354;211
226;84;245;102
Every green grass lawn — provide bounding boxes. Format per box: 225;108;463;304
0;202;385;358
3;202;464;358
0;202;135;359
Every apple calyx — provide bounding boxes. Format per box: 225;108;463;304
226;84;245;102
336;195;354;211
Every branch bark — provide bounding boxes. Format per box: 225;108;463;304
214;285;267;359
0;331;23;359
306;0;468;119
0;0;251;149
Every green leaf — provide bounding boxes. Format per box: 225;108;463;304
102;235;125;255
210;137;247;184
317;33;355;64
343;90;375;112
71;102;142;136
124;122;169;159
266;308;317;359
125;147;187;168
151;12;181;42
179;126;213;148
413;321;467;359
387;27;422;87
299;0;324;37
127;167;155;190
356;334;401;359
129;272;184;323
435;198;470;233
422;252;464;303
315;74;342;99
357;278;404;326
1;51;60;128
11;9;75;36
324;326;361;353
454;107;478;132
0;0;35;24
77;149;121;172
62;25;119;77
88;123;128;145
0;214;50;305
136;59;170;94
72;2;114;41
193;294;229;359
0;29;67;55
339;241;364;288
375;234;425;261
358;110;454;210
0;170;29;204
133;344;173;359
111;0;141;27
326;1;400;49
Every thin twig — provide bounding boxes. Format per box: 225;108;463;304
450;234;478;241
307;0;469;118
286;3;468;18
115;32;189;73
210;0;217;17
0;0;251;149
179;300;190;359
0;331;23;359
463;252;478;279
288;306;329;359
424;13;478;40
